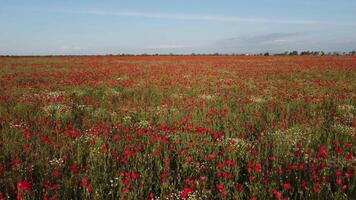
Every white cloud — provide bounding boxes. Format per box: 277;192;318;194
70;10;355;26
58;45;84;54
59;45;82;50
145;44;191;49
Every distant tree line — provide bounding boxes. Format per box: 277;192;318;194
1;51;356;57
271;50;356;56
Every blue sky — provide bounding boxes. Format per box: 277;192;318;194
0;0;355;55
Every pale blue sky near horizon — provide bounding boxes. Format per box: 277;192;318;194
0;0;355;55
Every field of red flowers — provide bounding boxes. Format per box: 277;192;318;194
0;56;355;199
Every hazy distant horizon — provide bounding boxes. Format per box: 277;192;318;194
1;0;356;55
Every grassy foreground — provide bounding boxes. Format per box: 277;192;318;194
0;56;355;199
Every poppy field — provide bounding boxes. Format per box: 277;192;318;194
0;55;355;199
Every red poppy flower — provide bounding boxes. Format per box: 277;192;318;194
272;190;282;199
181;187;194;199
18;180;32;191
71;164;79;174
336;178;343;185
200;176;206;182
53;170;60;177
82;178;90;186
283;183;292;190
86;186;93;192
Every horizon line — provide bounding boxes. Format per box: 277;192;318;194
1;50;355;57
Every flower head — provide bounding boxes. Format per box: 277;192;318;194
18;180;32;191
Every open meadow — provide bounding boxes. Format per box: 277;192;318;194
0;56;355;199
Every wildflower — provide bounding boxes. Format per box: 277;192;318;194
123;179;131;185
82;178;90;186
335;171;342;176
86;186;93;192
71;164;79;174
187;156;193;163
181;187;194;199
336;178;343;185
132;172;140;179
53;170;60;177
217;183;227;197
51;184;60;190
346;153;353;160
200;176;207;182
342;185;347;191
0;166;4;177
163;157;170;163
314;182;321;193
312;173;319;180
255;163;262;173
301;180;309;190
334;146;343;154
153;151;160;157
272;190;282;199
218;162;225;169
317;145;328;158
18;180;32;191
184;178;192;184
236;184;243;192
283;183;292;190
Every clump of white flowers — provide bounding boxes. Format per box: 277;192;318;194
223;137;250;150
199;94;217;100
77;129;96;143
337;104;355;113
156;105;168;115
249;96;265;103
107;177;121;194
333;124;355;137
171;93;185;99
115;76;129;81
138;119;150;128
185;191;207;200
336;104;354;124
262;127;310;158
8;121;27;129
263;127;308;146
44;91;65;99
123;115;132;123
42;104;70;115
154;190;206;200
49;157;64;167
